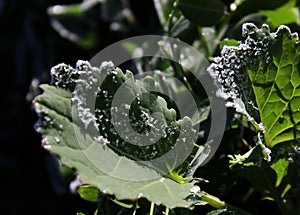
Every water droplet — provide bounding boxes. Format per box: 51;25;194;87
185;194;200;202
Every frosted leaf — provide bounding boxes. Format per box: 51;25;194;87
208;23;273;130
33;60;198;208
94;135;110;145
40;60;196;170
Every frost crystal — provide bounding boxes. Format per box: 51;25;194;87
208;23;272;102
46;59;195;164
257;132;271;162
208;23;275;131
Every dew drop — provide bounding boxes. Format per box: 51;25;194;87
185;194;200;202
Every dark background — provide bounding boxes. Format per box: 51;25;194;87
0;0;161;214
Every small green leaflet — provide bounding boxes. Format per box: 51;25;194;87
271;158;289;187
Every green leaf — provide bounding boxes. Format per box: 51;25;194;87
248;25;300;147
170;15;191;37
259;0;300;27
178;0;226;26
77;185;100;202
109;198;134;209
34;61;197;208
209;23;300;148
219;39;240;49
228;148;255;168
271;158;289;187
231;0;289;19
47;1;99;49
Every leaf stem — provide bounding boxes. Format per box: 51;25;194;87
200;191;225;209
149;202;155;215
164;207;169;215
201;191;254;215
167;0;179;36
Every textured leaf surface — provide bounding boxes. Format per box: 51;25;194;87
34;61;197;208
209;23;300;148
248;26;300;147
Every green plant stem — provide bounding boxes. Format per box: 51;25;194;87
165;207;169;215
150;202;155;215
132;199;139;215
200;192;225;209
201;192;254;215
167;0;179;36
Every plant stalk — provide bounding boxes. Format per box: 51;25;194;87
149;202;155;215
201;191;254;215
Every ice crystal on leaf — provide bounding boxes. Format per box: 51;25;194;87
208;23;272;124
33;59;201;208
209;23;300;151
